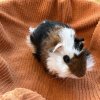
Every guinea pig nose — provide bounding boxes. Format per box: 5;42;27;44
63;55;70;63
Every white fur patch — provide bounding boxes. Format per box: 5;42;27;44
58;28;75;58
47;53;71;78
67;74;79;79
43;20;46;23
57;28;83;57
86;55;95;71
26;35;33;50
26;28;36;52
29;27;36;34
74;49;83;56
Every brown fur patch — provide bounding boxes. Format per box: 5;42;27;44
68;51;87;77
40;27;62;66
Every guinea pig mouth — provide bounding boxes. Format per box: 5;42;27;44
67;74;85;79
69;65;86;78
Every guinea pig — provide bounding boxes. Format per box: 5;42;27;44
27;20;94;79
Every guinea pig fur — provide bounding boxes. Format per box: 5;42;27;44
27;20;94;79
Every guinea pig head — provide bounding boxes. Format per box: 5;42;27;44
46;44;94;79
63;49;94;78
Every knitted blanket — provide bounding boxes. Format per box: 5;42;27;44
0;0;100;100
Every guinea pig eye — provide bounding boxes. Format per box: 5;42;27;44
63;55;70;63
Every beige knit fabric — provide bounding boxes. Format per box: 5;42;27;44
0;0;100;100
0;88;46;100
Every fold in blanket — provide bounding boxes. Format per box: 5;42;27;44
0;0;100;100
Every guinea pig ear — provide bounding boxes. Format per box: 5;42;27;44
52;43;63;53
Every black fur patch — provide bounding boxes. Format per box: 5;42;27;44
30;20;71;61
74;37;84;51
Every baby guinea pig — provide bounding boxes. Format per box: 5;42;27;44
27;20;94;79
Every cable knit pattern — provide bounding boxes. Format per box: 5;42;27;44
0;0;100;100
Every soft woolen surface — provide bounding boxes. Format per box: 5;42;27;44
0;88;46;100
0;0;100;100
